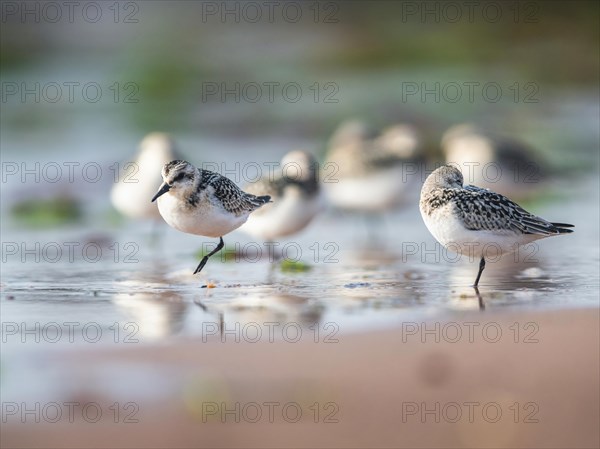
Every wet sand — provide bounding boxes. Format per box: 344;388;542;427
2;307;598;449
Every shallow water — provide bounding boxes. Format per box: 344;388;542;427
2;170;598;357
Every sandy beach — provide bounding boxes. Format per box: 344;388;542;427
2;307;598;449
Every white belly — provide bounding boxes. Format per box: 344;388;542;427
421;205;542;260
157;193;248;238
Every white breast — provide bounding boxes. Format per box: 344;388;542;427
157;193;249;238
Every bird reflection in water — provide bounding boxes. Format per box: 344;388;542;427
447;255;555;311
194;293;324;341
113;291;188;340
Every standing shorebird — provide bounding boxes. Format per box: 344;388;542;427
111;132;181;221
151;160;271;274
240;150;322;242
419;165;573;287
324;120;423;212
441;124;545;199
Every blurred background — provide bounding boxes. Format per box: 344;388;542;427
1;1;599;447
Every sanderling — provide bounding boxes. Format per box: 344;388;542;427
325;120;422;212
441;124;545;199
111;132;181;220
419;165;573;287
151;160;271;274
240;150;322;241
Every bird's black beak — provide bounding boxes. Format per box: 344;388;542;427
151;182;171;202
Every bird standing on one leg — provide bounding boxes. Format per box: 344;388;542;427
151;160;271;274
419;165;574;287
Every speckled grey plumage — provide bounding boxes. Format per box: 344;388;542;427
420;165;573;235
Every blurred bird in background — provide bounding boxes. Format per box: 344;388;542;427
111;132;183;221
240;150;323;259
195;292;324;336
324;120;423;213
113;290;188;340
441;124;546;200
111;133;183;242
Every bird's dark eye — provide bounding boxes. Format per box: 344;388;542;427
173;173;185;182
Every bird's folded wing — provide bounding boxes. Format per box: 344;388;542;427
211;175;270;216
456;187;560;235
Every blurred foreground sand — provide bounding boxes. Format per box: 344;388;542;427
3;308;598;449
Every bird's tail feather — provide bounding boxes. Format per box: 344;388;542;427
552;222;574;233
257;195;272;204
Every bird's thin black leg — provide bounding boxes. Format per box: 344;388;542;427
474;285;485;310
194;237;224;274
473;257;486;287
219;312;224;339
265;240;282;264
194;299;208;312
